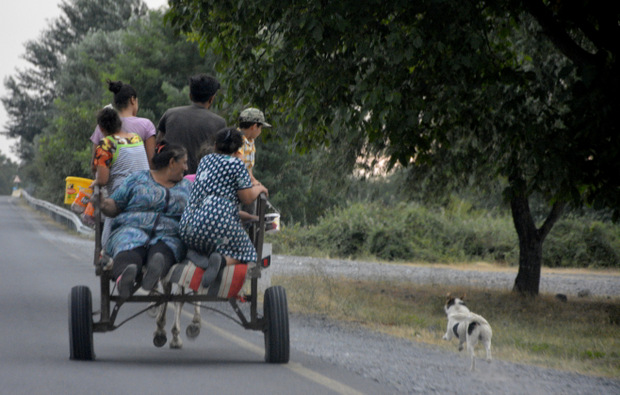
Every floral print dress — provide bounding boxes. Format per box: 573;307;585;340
179;153;256;263
105;170;191;262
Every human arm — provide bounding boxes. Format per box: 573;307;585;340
100;197;121;217
92;166;110;187
90;143;97;175
96;171;142;217
239;210;259;222
89;126;104;174
144;135;156;169
248;168;262;187
234;157;268;204
237;184;268;205
89;187;120;217
90;138;114;187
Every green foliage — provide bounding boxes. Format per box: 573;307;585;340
270;200;520;263
22;9;219;202
31;99;96;204
2;0;148;159
269;199;620;268
165;0;619;295
544;220;620;268
0;153;19;195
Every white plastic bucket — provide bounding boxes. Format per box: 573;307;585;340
265;213;280;233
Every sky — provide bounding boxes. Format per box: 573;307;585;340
0;0;169;163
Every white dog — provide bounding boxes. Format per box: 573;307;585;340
442;294;492;371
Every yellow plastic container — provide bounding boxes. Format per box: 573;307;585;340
65;177;93;205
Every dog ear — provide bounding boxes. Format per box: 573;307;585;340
460;293;466;301
446;292;452;302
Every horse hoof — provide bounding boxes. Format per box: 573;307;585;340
153;333;167;348
170;340;183;349
186;323;201;339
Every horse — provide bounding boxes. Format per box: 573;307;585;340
151;259;249;349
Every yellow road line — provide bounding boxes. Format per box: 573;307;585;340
181;309;364;395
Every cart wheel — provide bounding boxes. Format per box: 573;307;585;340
263;286;289;363
69;285;95;360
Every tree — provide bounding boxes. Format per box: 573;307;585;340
165;0;619;295
32;10;220;204
0;154;19;195
1;0;148;162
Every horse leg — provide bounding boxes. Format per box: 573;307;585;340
153;300;168;348
170;287;184;349
186;301;201;339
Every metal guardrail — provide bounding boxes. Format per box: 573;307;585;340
21;190;95;237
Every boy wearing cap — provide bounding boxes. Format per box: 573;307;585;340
237;107;271;187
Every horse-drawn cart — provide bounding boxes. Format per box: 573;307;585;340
69;189;289;363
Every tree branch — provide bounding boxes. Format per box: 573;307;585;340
521;0;597;68
538;200;566;241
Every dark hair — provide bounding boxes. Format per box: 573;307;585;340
215;127;243;155
189;74;220;103
239;121;259;129
152;140;187;170
97;107;122;136
107;80;137;110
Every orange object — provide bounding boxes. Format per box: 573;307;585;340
84;202;95;218
71;188;92;213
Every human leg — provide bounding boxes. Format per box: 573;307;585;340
112;247;147;280
143;241;176;291
112;247;147;299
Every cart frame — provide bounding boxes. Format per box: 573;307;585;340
69;188;289;363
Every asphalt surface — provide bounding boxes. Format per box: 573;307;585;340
4;195;619;394
0;196;391;395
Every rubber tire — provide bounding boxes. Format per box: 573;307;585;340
263;286;290;363
69;285;95;360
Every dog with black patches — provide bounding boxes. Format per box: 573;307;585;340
442;294;492;371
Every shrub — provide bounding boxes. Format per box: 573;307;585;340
544;220;620;268
268;200;619;268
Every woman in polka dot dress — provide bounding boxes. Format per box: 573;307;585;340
179;127;269;268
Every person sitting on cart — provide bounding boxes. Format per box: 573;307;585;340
90;107;150;245
98;141;191;299
179;127;268;287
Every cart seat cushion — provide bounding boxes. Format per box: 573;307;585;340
164;260;247;298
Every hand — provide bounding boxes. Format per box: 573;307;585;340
89;187;108;208
259;184;269;198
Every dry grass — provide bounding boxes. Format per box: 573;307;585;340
273;274;620;378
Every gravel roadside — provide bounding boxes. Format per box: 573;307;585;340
270;255;620;394
269;255;620;298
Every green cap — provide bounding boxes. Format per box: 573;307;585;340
239;107;272;127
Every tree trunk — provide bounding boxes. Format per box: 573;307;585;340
509;176;565;296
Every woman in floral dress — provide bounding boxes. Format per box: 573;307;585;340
99;142;191;299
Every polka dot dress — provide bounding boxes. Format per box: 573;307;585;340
180;154;256;263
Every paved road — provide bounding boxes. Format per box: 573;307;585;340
0;196;391;395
